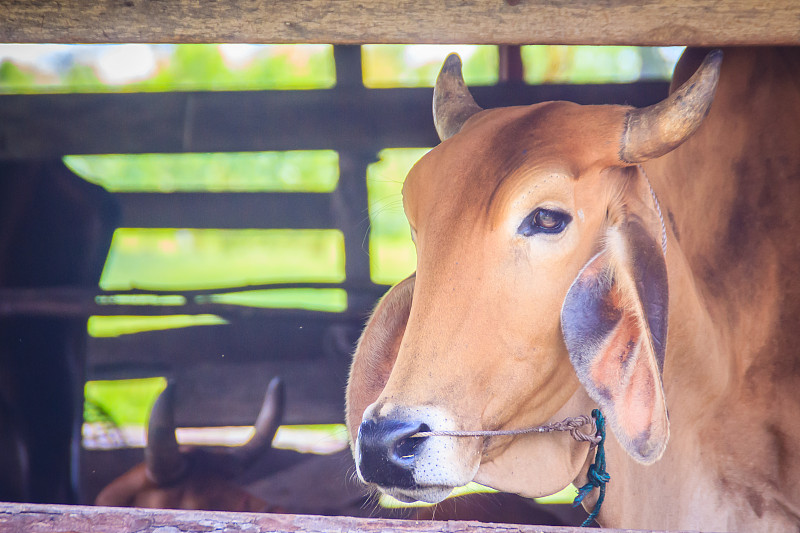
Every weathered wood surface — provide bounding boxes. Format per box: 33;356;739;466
0;83;669;160
0;502;699;533
116;192;337;229
89;343;357;426
0;286;382;319
0;0;798;46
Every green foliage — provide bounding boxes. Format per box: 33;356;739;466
64;151;339;193
521;46;676;84
0;44;335;94
362;45;498;88
139;45;335;91
0;60;36;89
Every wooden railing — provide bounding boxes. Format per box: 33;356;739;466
0;502;698;533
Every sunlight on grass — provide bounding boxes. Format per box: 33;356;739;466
367;148;430;285
85;377;167;427
203;288;347;313
87;314;228;338
99;229;345;291
380;482;497;508
533;484;579;505
64;151;339;193
0;44;335;93
379;482;578;508
362;45;498;88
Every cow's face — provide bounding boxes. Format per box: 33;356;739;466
347;52;722;504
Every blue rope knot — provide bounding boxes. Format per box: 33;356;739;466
572;409;609;527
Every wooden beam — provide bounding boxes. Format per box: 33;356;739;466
86;316;356;366
0;83;669;160
0;502;685;532
89;358;353;426
116;192;336;229
0;286;385;318
1;1;798;46
87;319;363;425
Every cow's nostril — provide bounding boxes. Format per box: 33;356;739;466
393;424;430;461
357;419;430;488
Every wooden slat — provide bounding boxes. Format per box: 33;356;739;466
87;317;358;366
0;286;386;318
88;359;352;426
0;82;670;160
87;320;362;425
116;192;335;229
0;0;798;46
88;360;349;427
0;502;688;533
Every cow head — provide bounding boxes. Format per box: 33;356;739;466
95;377;285;511
346;51;722;504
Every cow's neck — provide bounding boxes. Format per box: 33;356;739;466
590;47;800;529
635;48;800;531
598;200;800;530
582;243;736;529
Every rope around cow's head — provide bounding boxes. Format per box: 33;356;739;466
412;409;609;527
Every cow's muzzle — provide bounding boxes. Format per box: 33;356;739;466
356;418;430;489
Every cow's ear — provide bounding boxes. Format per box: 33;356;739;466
345;274;415;446
561;219;669;463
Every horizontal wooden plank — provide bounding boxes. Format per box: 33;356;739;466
0;502;691;532
0;286;385;318
87;320;363;425
0;82;669;159
0;0;798;46
89;359;351;426
87;318;361;364
116;192;335;229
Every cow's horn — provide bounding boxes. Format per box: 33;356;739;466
620;49;723;163
145;382;187;485
434;53;483;141
232;376;284;464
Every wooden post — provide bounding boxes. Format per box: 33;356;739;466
331;46;380;316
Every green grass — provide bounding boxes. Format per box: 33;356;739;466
99;228;345;291
64;151;339;193
204;288;347;312
379;481;578;508
87;314;228;338
85;377;167;426
366;148;430;284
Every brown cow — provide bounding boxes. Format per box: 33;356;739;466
346;48;800;531
95;378;288;511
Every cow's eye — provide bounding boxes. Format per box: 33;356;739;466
518;208;572;236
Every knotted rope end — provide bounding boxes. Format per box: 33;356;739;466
573;409;609;527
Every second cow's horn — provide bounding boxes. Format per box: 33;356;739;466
145;382;187;485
